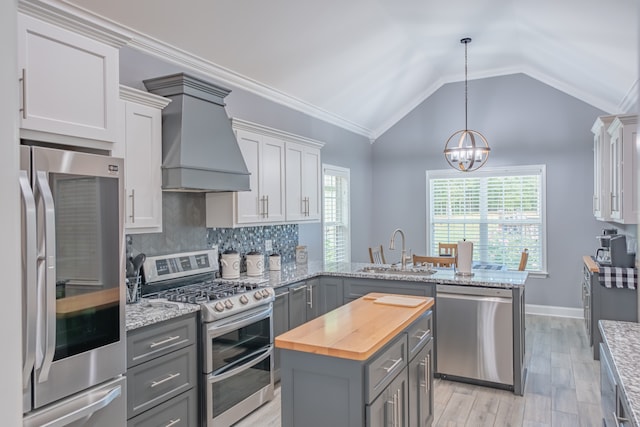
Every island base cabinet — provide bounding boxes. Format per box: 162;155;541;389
408;339;433;427
366;367;408;427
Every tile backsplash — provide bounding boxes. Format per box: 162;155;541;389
127;192;298;272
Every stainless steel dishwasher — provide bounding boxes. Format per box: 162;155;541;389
436;284;513;386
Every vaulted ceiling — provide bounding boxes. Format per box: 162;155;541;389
68;0;638;139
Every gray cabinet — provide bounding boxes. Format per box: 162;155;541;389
319;276;344;313
343;277;433;302
280;310;434;427
584;263;638;360
273;286;290;381
126;313;198;426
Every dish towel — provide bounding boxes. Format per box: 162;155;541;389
598;267;637;289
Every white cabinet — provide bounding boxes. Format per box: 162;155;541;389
285;141;322;222
17;12;127;150
591;116;615;221
115;86;170;234
206;119;323;227
206;123;286;227
607;115;637;224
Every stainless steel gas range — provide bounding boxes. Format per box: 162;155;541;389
142;249;275;427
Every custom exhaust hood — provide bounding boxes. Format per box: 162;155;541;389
143;73;250;192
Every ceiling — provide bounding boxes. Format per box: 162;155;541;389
67;0;638;139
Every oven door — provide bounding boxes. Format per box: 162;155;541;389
202;304;274;426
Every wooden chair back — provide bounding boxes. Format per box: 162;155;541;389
438;243;458;257
369;245;386;264
518;249;529;271
413;255;456;268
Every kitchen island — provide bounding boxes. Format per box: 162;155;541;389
276;293;435;427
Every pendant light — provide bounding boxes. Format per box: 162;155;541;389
443;37;490;172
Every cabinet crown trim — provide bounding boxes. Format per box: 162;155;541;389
120;85;172;109
232;118;325;149
591;115;616;134
18;0;131;48
607;114;638;135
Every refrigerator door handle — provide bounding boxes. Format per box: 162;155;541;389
20;170;37;388
35;171;56;383
24;383;122;427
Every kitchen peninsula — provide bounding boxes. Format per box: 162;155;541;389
276;293;435;427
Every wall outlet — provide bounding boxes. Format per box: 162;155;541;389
265;239;272;252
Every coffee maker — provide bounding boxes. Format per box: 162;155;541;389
609;235;636;268
596;228;617;265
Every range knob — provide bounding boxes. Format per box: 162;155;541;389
239;295;249;305
254;291;263;300
224;300;234;309
214;302;225;312
261;289;270;298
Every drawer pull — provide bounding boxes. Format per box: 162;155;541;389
165;419;181;427
415;329;431;341
150;372;181;388
383;358;403;373
149;335;181;348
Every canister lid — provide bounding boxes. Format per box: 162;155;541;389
223;249;238;254
247;250;262;255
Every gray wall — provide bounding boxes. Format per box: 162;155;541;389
373;73;609;309
119;47;373;264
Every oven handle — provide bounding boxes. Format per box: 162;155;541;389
206;304;272;338
207;345;272;384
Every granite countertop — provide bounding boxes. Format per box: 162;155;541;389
599;320;640;427
126;260;528;331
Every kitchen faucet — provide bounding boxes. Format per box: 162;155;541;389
389;228;409;269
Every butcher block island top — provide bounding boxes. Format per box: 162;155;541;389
275;292;434;361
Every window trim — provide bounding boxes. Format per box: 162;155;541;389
425;164;548;276
322;164;351;264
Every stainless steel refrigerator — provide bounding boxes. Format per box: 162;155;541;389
20;145;127;426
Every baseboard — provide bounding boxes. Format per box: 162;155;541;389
525;304;583;318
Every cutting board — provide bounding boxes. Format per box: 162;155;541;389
373;295;426;307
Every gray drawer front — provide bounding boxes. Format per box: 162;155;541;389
128;388;198;427
127;313;197;368
407;311;432;360
366;336;406;404
127;345;197;418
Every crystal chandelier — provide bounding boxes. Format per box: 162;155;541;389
443;37;490;172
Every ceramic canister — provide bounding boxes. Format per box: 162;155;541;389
269;253;281;271
221;249;240;279
246;251;264;277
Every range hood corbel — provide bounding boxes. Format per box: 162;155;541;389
143;73;250;192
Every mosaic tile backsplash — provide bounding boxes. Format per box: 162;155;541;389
127;192;298;273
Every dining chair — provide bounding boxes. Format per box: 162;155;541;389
413;255;456;268
518;248;529;271
369;245;386;264
438;243;458;257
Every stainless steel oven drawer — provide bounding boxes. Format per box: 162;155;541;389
127;313;197;368
407;311;432;360
127;345;197;418
365;334;406;404
127;387;198;427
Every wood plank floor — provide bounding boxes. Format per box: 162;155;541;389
234;315;602;427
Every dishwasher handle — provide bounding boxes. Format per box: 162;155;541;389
436;284;512;299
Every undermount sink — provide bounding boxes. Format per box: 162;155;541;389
359;266;436;276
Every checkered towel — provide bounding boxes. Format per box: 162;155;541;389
598;267;637;289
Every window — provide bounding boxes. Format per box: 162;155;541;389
323;165;350;263
426;165;546;272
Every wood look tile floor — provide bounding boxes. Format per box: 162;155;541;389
233;315;602;427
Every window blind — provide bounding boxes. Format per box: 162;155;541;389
323;165;350;263
428;165;545;271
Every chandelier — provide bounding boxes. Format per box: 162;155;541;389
443;37;490;172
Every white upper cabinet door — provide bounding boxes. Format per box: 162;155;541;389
591;116;614;221
17;13;120;149
607;115;637;224
285;142;322;222
261;135;286;222
118;87;170;233
236;130;263;224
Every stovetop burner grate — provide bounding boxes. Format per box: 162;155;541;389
148;279;268;304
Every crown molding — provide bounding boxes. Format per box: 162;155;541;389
618;79;639;114
119;85;171;110
231;118;325;149
18;0;130;48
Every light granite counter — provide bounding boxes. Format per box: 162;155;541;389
126;261;528;331
599;320;640;427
